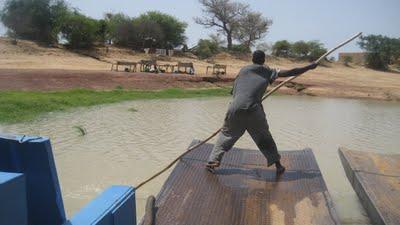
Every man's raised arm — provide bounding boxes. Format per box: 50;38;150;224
278;62;318;77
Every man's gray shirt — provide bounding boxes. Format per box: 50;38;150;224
230;64;279;112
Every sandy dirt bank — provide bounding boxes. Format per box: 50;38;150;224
1;38;399;101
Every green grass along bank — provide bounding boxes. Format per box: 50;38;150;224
0;88;231;124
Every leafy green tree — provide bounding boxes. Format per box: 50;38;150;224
60;11;100;49
272;40;291;57
0;0;69;43
96;19;108;45
103;11;186;49
272;39;326;61
136;11;187;48
132;18;164;48
358;34;400;70
104;13;132;44
364;52;386;70
395;44;400;64
50;0;70;40
291;41;310;59
112;19;138;47
307;40;327;61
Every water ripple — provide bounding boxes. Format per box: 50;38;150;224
1;95;399;224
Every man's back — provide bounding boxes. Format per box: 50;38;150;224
207;50;318;174
231;64;277;111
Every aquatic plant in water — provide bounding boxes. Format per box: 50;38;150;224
128;107;138;112
73;125;87;136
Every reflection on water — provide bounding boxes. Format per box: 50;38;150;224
1;95;399;225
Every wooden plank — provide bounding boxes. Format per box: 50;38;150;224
140;140;340;225
339;148;400;225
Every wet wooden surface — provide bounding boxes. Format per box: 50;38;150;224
140;140;340;225
339;148;400;225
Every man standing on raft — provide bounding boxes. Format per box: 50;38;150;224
206;50;318;174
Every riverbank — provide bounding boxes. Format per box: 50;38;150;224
1;38;400;104
1;67;400;124
0;88;231;124
1;68;399;102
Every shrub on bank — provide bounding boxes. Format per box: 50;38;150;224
195;39;220;59
230;44;251;54
358;35;400;70
343;56;353;66
364;52;387;70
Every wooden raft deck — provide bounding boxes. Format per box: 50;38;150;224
142;140;340;225
339;148;400;225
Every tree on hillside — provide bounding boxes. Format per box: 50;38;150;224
358;34;400;70
60;11;100;49
307;40;327;61
104;13;132;44
195;0;248;50
272;40;326;61
114;20;137;47
291;41;310;59
133;19;164;48
234;12;272;50
0;0;69;43
136;11;187;48
49;0;70;41
96;19;108;45
103;11;186;49
272;40;291;57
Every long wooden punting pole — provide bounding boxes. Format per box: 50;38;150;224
135;32;362;190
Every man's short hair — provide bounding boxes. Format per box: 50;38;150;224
252;50;266;65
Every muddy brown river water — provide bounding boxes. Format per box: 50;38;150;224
1;95;399;225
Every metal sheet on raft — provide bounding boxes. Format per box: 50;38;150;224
339;148;400;225
140;140;340;225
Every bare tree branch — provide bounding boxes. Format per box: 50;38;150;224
195;0;249;49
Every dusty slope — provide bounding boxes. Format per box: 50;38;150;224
0;69;228;91
0;38;108;70
0;38;399;101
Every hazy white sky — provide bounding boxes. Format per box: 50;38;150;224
1;0;399;53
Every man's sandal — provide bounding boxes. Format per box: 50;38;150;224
276;166;286;176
